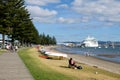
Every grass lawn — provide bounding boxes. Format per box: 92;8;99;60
18;47;120;80
0;49;7;55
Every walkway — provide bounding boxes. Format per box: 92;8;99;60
0;51;34;80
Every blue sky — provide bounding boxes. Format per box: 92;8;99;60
25;0;120;42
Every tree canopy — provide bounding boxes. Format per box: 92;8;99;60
0;0;57;47
0;0;39;44
39;33;56;45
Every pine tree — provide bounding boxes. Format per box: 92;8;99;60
0;0;40;47
39;34;57;45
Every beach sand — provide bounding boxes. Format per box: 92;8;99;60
44;46;120;74
68;54;120;74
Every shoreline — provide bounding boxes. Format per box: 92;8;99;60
66;52;120;64
44;46;120;74
54;46;120;64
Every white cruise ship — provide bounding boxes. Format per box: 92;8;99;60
82;36;99;47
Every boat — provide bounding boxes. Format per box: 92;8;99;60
45;52;68;58
39;47;68;58
104;42;108;48
82;36;99;47
111;42;115;49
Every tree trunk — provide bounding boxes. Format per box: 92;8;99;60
2;34;5;48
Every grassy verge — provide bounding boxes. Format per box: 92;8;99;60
0;49;7;55
18;47;120;80
18;47;76;80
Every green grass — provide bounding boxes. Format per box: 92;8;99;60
18;48;77;80
82;63;120;78
0;49;6;55
18;47;120;80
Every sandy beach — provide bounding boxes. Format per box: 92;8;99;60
44;46;120;74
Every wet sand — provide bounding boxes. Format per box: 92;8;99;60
44;46;120;74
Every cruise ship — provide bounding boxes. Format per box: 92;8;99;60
82;36;99;47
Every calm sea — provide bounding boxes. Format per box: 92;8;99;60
55;45;120;63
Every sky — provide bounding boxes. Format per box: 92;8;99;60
25;0;120;42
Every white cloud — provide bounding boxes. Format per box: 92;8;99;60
25;0;120;24
57;4;69;9
72;0;120;23
26;6;57;17
26;6;57;23
57;17;75;24
25;0;60;6
33;17;56;23
57;16;92;24
81;16;90;22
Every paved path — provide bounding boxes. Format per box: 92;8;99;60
0;51;34;80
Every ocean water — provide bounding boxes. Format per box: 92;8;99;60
55;46;120;63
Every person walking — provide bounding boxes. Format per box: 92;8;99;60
15;45;18;52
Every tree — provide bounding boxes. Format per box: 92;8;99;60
39;34;57;45
0;0;13;47
0;0;40;47
52;36;57;45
